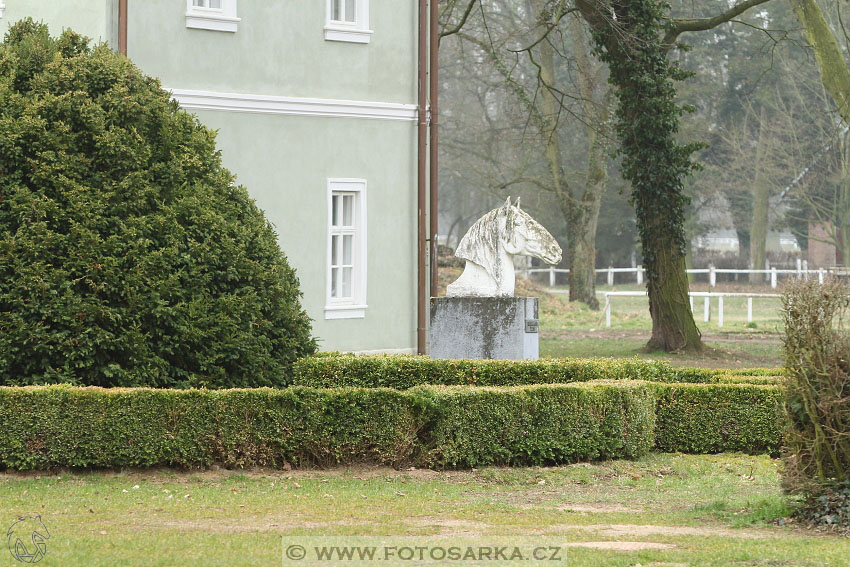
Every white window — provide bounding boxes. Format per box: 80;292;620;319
325;0;372;44
0;3;5;19
186;0;240;33
325;179;367;319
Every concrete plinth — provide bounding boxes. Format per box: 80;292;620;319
429;297;539;360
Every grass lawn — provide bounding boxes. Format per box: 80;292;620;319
1;454;846;566
540;336;784;368
537;283;785;368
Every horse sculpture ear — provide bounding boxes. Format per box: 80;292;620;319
514;196;521;210
501;196;512;213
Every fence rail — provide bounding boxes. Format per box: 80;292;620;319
601;291;782;328
523;260;850;289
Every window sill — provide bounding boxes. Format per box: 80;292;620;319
186;12;240;32
324;25;372;44
324;304;367;319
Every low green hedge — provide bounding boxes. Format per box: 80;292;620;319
418;382;655;467
0;382;654;470
0;361;787;470
293;354;782;388
294;354;670;388
0;386;427;470
653;383;784;454
673;366;785;383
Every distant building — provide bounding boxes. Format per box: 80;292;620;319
808;222;845;267
692;230;800;257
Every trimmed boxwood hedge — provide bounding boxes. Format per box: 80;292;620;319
0;382;655;470
0;357;787;470
418;382;655;468
0;385;426;470
653;383;784;454
293;354;782;388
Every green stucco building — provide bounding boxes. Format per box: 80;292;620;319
2;0;421;353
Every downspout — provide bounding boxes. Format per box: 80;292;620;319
429;0;439;300
417;0;428;354
118;0;127;55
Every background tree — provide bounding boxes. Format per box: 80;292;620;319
575;0;774;351
440;0;615;308
443;0;776;351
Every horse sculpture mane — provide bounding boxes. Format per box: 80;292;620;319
446;197;562;297
454;206;513;288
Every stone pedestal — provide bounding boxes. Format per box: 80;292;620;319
429;297;539;360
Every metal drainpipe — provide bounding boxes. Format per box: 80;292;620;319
417;0;428;354
429;0;439;301
118;0;128;55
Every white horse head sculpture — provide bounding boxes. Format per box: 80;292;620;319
446;197;562;297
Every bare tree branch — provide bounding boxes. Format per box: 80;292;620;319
440;0;479;42
663;0;776;48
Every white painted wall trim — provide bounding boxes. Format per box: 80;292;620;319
325;0;371;43
324;26;373;44
0;3;6;18
186;0;240;32
348;347;417;355
324;305;368;319
169;88;418;122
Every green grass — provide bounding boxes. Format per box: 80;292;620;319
534;282;785;368
1;454;846;566
540;337;784;368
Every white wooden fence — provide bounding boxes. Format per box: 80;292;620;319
601;291;782;328
523;259;848;289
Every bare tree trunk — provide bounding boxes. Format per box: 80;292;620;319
566;16;611;309
749;108;771;283
536;14;576;296
567;149;605;309
840;143;850;265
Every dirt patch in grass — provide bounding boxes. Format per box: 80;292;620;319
557;523;787;539
565;541;678;551
406;517;492;529
137;516;372;533
556;503;644;514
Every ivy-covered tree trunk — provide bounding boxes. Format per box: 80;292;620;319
577;0;704;352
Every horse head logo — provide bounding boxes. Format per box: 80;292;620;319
7;515;50;564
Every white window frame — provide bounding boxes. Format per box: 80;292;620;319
325;179;367;319
325;0;372;44
186;0;240;33
0;4;6;19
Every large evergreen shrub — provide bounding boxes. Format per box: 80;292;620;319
0;21;316;388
